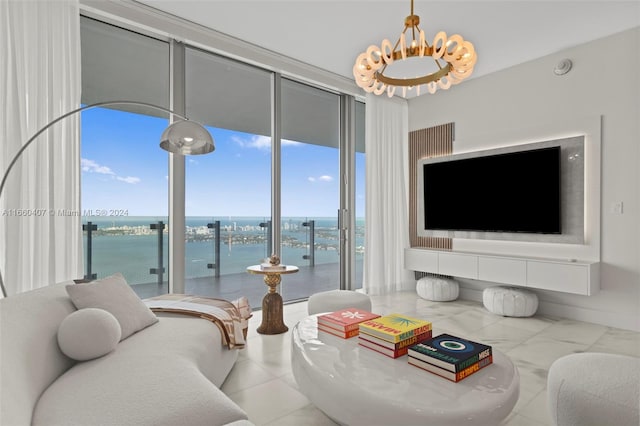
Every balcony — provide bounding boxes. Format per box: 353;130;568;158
82;216;364;311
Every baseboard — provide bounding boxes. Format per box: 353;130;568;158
457;285;639;332
535;300;639;332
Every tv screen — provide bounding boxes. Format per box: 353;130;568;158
423;146;561;234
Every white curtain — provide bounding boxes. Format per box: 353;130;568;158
363;94;414;295
0;0;82;297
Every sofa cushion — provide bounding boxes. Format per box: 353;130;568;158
66;273;158;340
57;308;121;361
32;315;245;426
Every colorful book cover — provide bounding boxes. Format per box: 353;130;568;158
359;314;432;343
358;330;432;358
358;338;408;358
359;329;433;351
317;308;381;333
408;334;492;372
408;354;493;382
318;324;360;339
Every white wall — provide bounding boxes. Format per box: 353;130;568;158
408;28;639;331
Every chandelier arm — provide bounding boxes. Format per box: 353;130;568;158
416;24;429;48
391;46;437;61
0;100;190;298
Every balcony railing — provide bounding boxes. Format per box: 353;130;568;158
81;216;364;305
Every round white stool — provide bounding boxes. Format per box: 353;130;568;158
416;276;459;301
307;290;372;315
483;286;538;317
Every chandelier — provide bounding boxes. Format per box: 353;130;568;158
353;0;477;97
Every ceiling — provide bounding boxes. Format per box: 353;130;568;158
135;1;640;97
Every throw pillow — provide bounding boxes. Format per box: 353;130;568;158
66;272;158;340
57;308;122;361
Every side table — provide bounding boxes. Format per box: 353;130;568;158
246;265;298;334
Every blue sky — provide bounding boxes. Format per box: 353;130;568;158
81;108;365;217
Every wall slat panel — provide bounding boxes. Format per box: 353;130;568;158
409;123;454;249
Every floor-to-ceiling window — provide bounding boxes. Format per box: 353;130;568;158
183;47;272;309
79;14;365;301
354;100;366;289
80;17;171;298
281;79;341;300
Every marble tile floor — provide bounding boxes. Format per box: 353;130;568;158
221;290;640;426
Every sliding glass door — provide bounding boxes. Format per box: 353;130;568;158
280;79;341;300
183;47;272;309
80;15;366;302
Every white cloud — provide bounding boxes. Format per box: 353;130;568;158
232;135;270;149
81;158;114;175
81;158;141;185
308;175;334;183
116;176;141;184
281;139;301;147
232;135;301;150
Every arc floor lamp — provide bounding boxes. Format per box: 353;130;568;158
0;100;215;298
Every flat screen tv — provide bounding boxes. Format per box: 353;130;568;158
422;146;561;234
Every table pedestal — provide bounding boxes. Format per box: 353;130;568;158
257;273;288;334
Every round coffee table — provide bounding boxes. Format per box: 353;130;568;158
291;315;520;426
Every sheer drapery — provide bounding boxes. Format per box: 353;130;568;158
363;94;413;295
0;0;82;296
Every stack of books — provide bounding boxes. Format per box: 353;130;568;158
317;308;381;339
358;313;432;358
407;334;493;382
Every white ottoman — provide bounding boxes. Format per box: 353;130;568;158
547;353;640;426
416;276;459;301
483;286;538;317
307;290;372;315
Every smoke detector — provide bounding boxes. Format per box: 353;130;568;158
554;59;573;76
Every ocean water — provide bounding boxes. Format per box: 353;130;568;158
82;216;364;285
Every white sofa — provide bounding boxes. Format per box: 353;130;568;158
0;282;255;426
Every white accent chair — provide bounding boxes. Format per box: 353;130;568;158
307;290;372;315
547;352;640;426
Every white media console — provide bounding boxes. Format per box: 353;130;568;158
404;248;599;296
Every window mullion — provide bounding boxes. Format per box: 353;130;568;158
168;39;187;294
